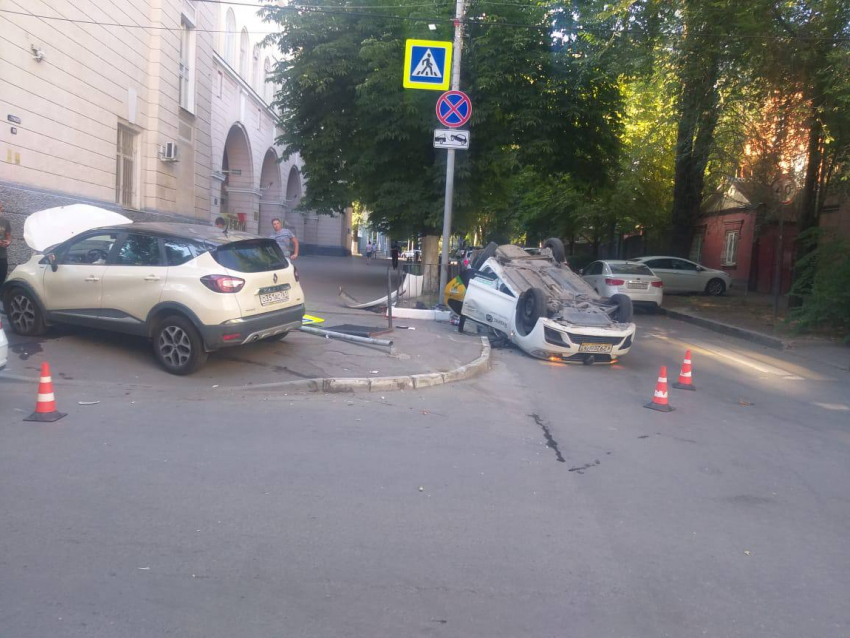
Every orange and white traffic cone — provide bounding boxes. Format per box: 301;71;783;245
673;350;696;391
24;362;66;422
644;365;674;412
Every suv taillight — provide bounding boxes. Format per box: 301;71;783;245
651;280;663;288
605;278;625;286
201;274;245;293
293;266;300;282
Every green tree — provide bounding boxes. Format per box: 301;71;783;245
261;0;624;266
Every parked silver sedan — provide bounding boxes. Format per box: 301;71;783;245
581;260;663;309
628;256;731;295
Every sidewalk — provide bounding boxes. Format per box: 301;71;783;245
0;255;488;395
660;292;849;371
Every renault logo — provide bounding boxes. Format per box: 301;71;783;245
273;273;278;284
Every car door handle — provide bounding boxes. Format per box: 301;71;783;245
144;275;161;281
85;276;100;282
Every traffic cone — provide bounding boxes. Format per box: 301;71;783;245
644;365;674;412
24;362;66;422
673;350;696;391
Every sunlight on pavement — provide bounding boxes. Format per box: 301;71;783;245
812;402;850;411
644;332;830;382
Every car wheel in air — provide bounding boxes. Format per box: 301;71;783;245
542;237;566;263
609;293;634;323
516;287;546;336
152;315;208;375
4;288;47;336
470;242;498;271
705;278;726;296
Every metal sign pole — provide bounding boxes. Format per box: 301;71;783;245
438;0;465;298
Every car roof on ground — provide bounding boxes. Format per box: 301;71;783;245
88;222;260;245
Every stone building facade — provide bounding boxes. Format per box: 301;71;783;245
0;0;350;267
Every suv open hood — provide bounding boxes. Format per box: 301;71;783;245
24;205;133;252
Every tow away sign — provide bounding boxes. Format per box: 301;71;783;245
433;129;469;150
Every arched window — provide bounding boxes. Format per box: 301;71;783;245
263;57;272;103
239;28;249;77
224;9;236;63
251;45;260;89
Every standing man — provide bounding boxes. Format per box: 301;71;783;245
270;218;299;260
0;203;11;285
391;241;400;270
365;240;373;265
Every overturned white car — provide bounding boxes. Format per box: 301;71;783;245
454;242;636;364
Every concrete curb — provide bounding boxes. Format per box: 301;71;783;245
231;336;492;393
660;307;786;350
389;307;452;322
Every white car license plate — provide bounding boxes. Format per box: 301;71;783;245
260;290;289;306
578;343;613;354
627;282;648;289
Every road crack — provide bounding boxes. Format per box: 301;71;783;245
528;413;565;463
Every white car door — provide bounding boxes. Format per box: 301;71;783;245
462;268;515;333
643;258;678;291
42;231;120;317
669;258;702;293
100;232;168;326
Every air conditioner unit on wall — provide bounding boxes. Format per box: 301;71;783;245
159;142;178;162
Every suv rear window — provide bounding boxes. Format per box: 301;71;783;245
610;263;653;276
212;239;288;273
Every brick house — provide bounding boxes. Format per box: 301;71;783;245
694;178;797;293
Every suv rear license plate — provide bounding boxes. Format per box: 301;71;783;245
627;282;648;289
578;343;613;354
260;290;289;306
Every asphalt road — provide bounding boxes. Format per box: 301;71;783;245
2;304;850;635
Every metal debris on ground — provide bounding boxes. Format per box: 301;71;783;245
326;324;390;338
78;401;100;405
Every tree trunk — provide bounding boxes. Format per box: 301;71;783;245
669;33;721;257
789;96;825;307
421;234;440;293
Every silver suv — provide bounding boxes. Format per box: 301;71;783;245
1;223;305;374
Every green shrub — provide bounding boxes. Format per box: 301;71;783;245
789;228;850;341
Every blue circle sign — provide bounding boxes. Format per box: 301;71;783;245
436;91;472;128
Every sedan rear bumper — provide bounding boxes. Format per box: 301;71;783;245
201;303;305;350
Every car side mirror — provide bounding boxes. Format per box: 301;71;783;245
579;268;584;275
48;253;58;272
696;265;704;272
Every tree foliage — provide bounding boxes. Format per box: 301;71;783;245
261;0;850;287
261;0;623;241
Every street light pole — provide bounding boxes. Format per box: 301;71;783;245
437;0;465;298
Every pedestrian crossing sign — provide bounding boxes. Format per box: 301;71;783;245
403;39;452;90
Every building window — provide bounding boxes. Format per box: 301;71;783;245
224;9;236;63
252;45;260;90
179;15;196;112
239;28;249;77
689;232;704;263
116;125;138;209
723;230;740;266
263;57;272;103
